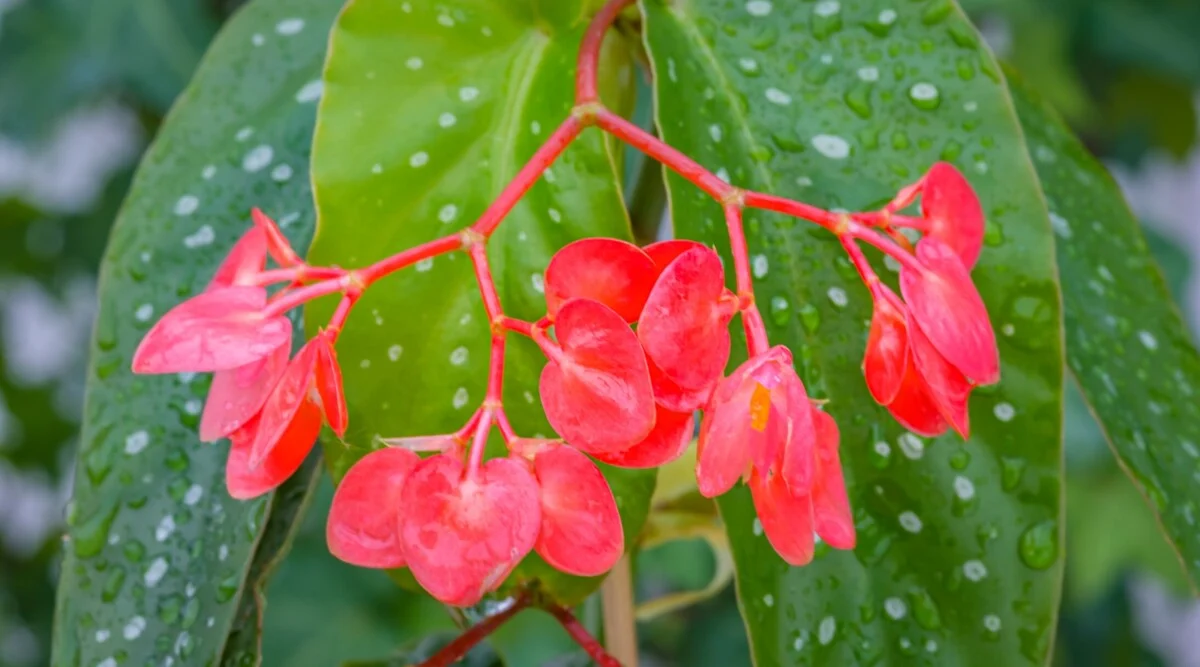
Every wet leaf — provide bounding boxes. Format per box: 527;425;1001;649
1011;73;1200;590
641;0;1064;664
307;0;652;605
51;0;337;663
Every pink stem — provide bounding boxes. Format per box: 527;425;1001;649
575;0;636;103
472;118;583;238
595;108;734;201
359;234;464;285
742;191;840;232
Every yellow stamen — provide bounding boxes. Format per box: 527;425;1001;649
749;383;771;432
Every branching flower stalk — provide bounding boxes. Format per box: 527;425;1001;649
130;0;1000;664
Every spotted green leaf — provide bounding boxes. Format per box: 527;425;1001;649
1011;74;1200;590
307;0;652;605
640;0;1064;664
51;0;337;664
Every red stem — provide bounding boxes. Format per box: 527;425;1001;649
595;108;734;201
722;203;754;296
472;118;583;237
359;233;464;284
742;191;840;231
847;224;924;273
544;605;623;667
497;316;534;337
263;278;345;317
576;0;636;103
415;597;529;667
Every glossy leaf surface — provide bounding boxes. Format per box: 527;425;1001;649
308;0;653;604
1012;75;1200;588
51;0;335;663
641;0;1064;663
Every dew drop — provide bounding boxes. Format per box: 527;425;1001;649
765;87;792;105
908;82;941;110
1018;520;1058;570
812;134;850;159
174;195;199;216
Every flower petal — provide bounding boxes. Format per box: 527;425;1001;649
533;446;624;576
249;339;320;468
648;355;714;413
252;207;301;267
208;227;268;290
863;290;907;406
314;335;347;437
921;162;985;270
399;455;541;606
199;332;291;441
132;284;291;371
810;409;855;549
748;468;815;566
540;298;655;453
908;320;971;437
643;239;706;272
131;286;291;374
780;370;815;494
593;404;694;469
327;447;419;568
545;238;657;323
225;406;321;499
638;247;732;390
900;238;999;385
885;355;951;437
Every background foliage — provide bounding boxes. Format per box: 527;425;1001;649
2;0;1199;664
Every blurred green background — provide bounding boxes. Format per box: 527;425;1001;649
3;0;1200;665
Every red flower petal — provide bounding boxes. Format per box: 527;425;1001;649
132;286;292;374
252;208;300;267
921;162;985;270
863;290;907;406
810;409;855;549
199;333;291;441
648;356;714;413
748;467;815;566
249;339;321;468
780;371;815;494
696;349;790;498
885;356;951;437
908;320;971;437
900;238;999;385
544;238;657;323
638;247;732;391
533;446;624;576
593;404;693;469
327;447;419;568
399;455;541;606
208;227;268;290
225;406;321;499
643;239;706;272
314;336;347;437
539;298;655;453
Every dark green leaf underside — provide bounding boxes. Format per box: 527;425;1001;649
52;0;336;664
1010;72;1200;589
641;0;1064;665
307;0;652;605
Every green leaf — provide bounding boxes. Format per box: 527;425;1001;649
640;0;1063;664
219;456;322;666
307;0;652;605
51;0;338;663
1009;72;1200;589
0;0;219;140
